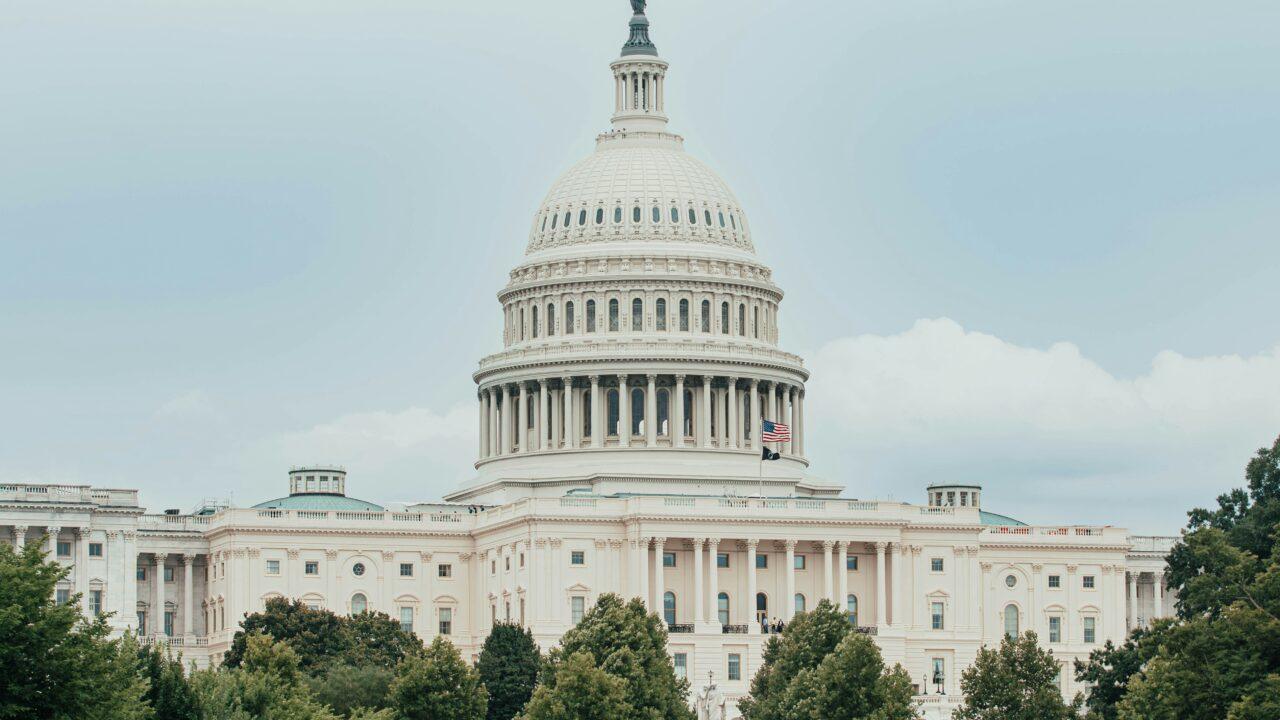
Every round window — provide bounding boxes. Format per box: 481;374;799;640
1005;575;1017;588
353;562;366;577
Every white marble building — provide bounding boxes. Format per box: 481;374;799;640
1;4;1178;718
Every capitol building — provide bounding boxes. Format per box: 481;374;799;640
2;5;1177;718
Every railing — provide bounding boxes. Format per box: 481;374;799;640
139;514;210;532
1130;535;1177;553
215;508;476;531
667;623;695;634
722;624;749;634
718;498;748;509
663;498;696;507
920;507;955;516
853;625;878;636
559;498;597;507
476;338;806;373
846;501;879;511
1;483;138;507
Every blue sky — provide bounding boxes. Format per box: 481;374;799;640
2;1;1278;534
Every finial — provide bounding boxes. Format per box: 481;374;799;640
621;0;658;57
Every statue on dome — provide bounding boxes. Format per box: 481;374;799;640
631;0;646;14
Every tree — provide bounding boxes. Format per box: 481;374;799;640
739;601;916;720
477;622;541;720
518;651;629;720
139;641;200;720
0;540;152;720
389;636;487;720
546;593;693;720
953;632;1079;720
192;632;339;720
1073;625;1166;720
224;598;420;673
306;664;394;718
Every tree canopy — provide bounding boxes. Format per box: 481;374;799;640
477;622;541;720
223;597;420;672
953;632;1078;720
518;651;630;720
388;636;487;720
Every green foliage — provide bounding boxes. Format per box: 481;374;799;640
477;622;541;720
740;602;916;720
389;636;487;720
139;642;200;720
0;540;152;720
1073;625;1166;720
546;593;693;720
305;663;394;718
953;632;1079;720
1226;674;1280;720
517;651;629;720
191;632;338;720
224;598;421;673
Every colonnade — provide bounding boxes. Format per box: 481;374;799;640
477;374;805;460
1127;570;1167;630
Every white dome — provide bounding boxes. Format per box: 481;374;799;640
525;134;754;257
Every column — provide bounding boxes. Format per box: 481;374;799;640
153;553;166;637
122;532;138;629
727;377;739;449
1128;571;1138;630
749;379;760;450
796;390;805;456
487;389;497;456
1032;563;1044;637
478;394;487;458
538;381;549;451
693;538;705;625
673;375;685;448
875;542;888;628
652;537;667;610
517;382;529;452
75;528;89;614
183;555;196;637
103;531;120;623
590;376;602;447
785;540;797;621
500;385;512;454
618;375;631;447
562;377;575;449
701;376;713;448
1153;571;1164;624
837;541;848;610
13;525;26;550
782;386;793;455
645;374;657;446
46;526;60;560
746;539;759;632
822;540;835;604
954;547;967;629
707;538;720;626
638;537;650;608
713;386;724;446
1066;565;1078;642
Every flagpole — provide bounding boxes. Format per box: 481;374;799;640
758;415;765;499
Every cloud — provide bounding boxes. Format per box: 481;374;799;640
805;318;1280;533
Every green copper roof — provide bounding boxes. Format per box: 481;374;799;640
980;510;1027;526
252;493;384;512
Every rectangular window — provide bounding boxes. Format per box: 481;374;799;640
846;555;858;571
164;567;174;582
88;543;103;557
1049;616;1061;643
756;554;768;569
1084;616;1096;643
491;560;497;574
439;608;453;635
931;657;945;690
794;555;806;570
931;601;945;630
89;590;103;617
571;551;585;566
305;561;319;575
137;567;146;581
438;564;453;578
505;557;510;571
306;603;320;611
716;553;730;569
1083;575;1096;589
137;611;146;634
265;560;280;575
400;607;414;633
571;596;585;624
1048;575;1061;589
663;552;677;568
727;653;742;681
56;589;70;605
520;553;525;568
400;563;414;577
673;653;688;680
931;558;944;572
56;541;71;557
164;611;174;636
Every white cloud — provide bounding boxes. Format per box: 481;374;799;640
805;318;1280;533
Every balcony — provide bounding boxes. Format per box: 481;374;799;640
667;623;695;634
721;624;749;634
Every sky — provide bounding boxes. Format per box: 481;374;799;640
2;0;1278;535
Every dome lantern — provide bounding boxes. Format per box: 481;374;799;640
611;1;669;133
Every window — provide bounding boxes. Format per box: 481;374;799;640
439;608;453;635
1083;575;1096;589
56;589;70;605
595;208;604;225
670;206;679;223
652;206;660;223
679;299;689;331
846;555;858;571
1005;574;1017;588
578;209;587;226
137;568;146;581
137;611;146;634
89;590;102;617
571;551;585;566
738;304;745;335
551;212;558;229
730;213;737;229
794;594;806;614
614;206;622;223
505;601;511;620
164;567;174;582
566;301;575;334
705;209;712;226
505;557;510;571
663;552;676;568
700;300;710;332
633;206;641;223
520;553;525;567
846;595;858;625
89;543;103;557
663;592;676;625
586;299;596;332
547;304;556;336
399;606;414;633
608;299;619;331
438;564;452;578
1084;616;1097;643
400;563;414;577
351;593;367;615
717;592;730;625
57;541;70;557
756;593;768;623
931;601;945;630
687;208;696;224
674;653;688;679
571;596;585;624
631;387;643;435
716;553;730;569
727;653;742;681
164;611;174;636
531;306;538;338
931;558;944;572
607;389;620;435
755;554;768;569
655;298;667;330
563;211;571;227
720;302;729;334
657;389;670;436
1048;574;1061;589
305;561;319;575
352;562;366;577
541;214;548;232
632;298;643;330
1004;604;1019;638
266;560;280;575
1049;615;1061;643
794;555;806;570
932;658;946;691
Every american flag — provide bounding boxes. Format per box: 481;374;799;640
761;420;791;442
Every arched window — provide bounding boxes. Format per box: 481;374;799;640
742;394;752;441
633;206;641;223
564;211;571;228
652;206;661;223
551;213;558;229
566;301;575;334
607;389;620;436
595;207;604;225
705;209;712;226
683;389;694;437
717;592;730;626
688;208;697;224
756;592;768;623
655;298;667;330
578;209;587;226
631;298;643;331
794;594;806;614
608;299;619;331
351;593;367;615
547;304;556;336
720;302;730;334
753;307;759;338
738;304;745;336
519;308;525;340
531;306;539;338
631;387;644;435
1004;604;1019;638
846;595;858;626
663;592;676;625
730;213;737;230
656;389;670;437
718;211;726;227
614;206;623;223
679;299;690;331
581;389;592;438
541;215;547;232
586;300;596;333
670;207;679;223
700;300;711;333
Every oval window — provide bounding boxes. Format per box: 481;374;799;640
652;206;660;223
730;213;737;230
633;206;641;223
614;206;623;223
564;211;571;227
551;213;558;229
688;208;697;224
718;211;725;227
353;562;366;577
541;215;547;232
578;209;587;226
670;206;679;223
1005;575;1017;588
705;209;712;226
596;208;604;225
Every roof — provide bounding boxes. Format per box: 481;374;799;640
980;510;1028;527
251;493;384;512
